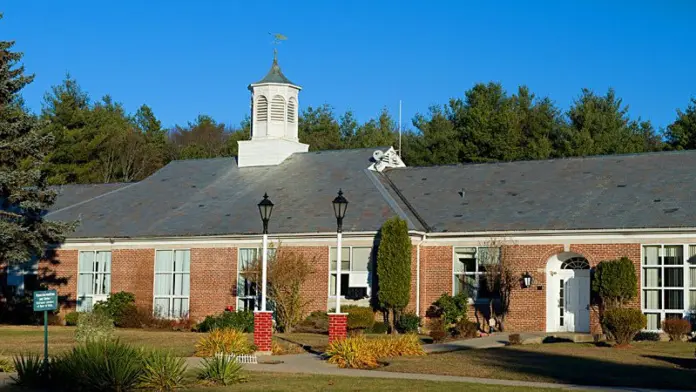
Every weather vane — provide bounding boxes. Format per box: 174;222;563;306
268;32;287;59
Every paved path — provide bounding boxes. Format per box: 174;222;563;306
184;353;684;392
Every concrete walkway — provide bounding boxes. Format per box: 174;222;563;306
184;353;684;392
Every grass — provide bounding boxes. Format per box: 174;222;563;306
0;326;328;357
382;341;696;390
184;372;566;391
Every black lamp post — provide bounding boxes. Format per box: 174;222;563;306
258;193;274;235
522;272;533;288
332;189;348;232
257;193;274;312
332;189;348;313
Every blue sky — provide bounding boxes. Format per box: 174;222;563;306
3;1;695;131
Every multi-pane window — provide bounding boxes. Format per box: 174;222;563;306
237;248;275;311
154;250;190;319
453;247;500;301
329;247;372;299
77;251;111;311
642;245;696;330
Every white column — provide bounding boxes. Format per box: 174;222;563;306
335;232;343;313
261;233;268;312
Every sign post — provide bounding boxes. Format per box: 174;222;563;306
33;290;57;370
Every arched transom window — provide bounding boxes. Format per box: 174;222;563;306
561;257;590;270
270;95;285;121
256;96;268;121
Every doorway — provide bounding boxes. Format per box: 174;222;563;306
546;253;591;333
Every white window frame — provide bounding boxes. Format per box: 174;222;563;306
641;244;695;331
77;250;112;311
153;249;190;319
452;246;500;303
236;247;275;312
328;246;372;301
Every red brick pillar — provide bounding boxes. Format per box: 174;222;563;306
328;313;348;344
254;311;273;353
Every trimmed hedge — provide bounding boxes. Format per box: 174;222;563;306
397;313;420;333
343;306;375;331
196;311;254;333
603;308;646;346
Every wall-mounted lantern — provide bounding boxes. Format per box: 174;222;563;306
522;271;533;288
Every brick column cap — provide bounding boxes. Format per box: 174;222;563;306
253;310;274;315
328;312;348;316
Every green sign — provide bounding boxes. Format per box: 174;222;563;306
33;290;58;312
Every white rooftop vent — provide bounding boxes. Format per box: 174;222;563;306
368;147;406;172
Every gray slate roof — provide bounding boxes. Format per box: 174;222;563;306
252;57;295;86
48;149;406;238
49;149;696;238
384;151;696;232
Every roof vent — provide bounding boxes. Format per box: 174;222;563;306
368;147;406;172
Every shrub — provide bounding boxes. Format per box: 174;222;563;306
326;335;424;369
508;333;522;345
376;217;413;333
195;329;254;357
117;305;172;330
343;305;375;331
138;350;187;392
93;291;137;327
197;311;255;333
64;311;79;326
397;313;420;333
662;318;691;342
634;331;661;342
431;293;469;325
75;310;115;343
11;354;46;388
326;336;378;369
370;321;388;334
453;319;478;339
53;339;144;392
603;308;646;346
0;357;14;372
197;355;246;386
428;317;448;343
296;311;329;333
592;258;637;309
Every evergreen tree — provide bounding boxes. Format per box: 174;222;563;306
376;217;412;334
298;104;343;151
0;28;74;267
666;98;696;150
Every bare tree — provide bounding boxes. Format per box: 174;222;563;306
480;237;518;332
242;245;316;333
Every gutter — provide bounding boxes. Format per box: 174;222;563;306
415;227;696;238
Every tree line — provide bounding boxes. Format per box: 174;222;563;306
31;75;696;185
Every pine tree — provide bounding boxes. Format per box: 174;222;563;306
376;217;412;334
0;24;74;267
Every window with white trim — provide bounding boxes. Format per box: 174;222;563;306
453;247;500;301
237;248;276;311
329;247;372;300
77;251;111;311
642;244;696;330
154;250;190;319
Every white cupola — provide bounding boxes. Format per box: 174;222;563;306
237;51;309;167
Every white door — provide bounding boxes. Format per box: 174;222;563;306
558;270;590;333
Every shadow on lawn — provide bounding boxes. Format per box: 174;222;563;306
392;347;696;390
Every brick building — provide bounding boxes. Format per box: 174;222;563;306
4;55;696;334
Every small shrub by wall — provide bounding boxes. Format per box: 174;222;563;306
196;311;254;333
603;308;646;346
662;319;691;342
397;313;420;334
296;311;328;334
75;310;114;343
343;305;375;332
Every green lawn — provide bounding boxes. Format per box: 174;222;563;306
382;341;696;390
0;326;311;357
0;372;574;392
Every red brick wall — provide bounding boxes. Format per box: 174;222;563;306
420;246;453;316
189;248;237;322
41;249;78;313
111;249;155;312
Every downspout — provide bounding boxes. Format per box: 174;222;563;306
416;233;426;317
